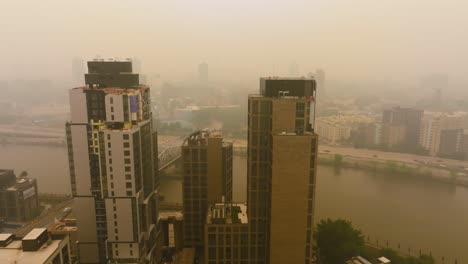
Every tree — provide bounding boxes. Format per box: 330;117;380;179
334;154;343;166
315;219;365;264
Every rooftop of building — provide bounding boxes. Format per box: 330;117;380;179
261;76;315;80
72;84;149;93
183;129;232;147
260;76;316;99
0;229;68;264
49;219;77;232
275;131;317;137
317;114;374;126
0;239;64;263
346;256;373;264
159;211;183;221
5;177;36;191
0;169;14;177
206;202;248;225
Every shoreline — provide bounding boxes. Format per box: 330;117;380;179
233;145;468;188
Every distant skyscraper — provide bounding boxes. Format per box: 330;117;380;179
382;106;423;149
248;77;319;264
419;113;467;155
71;58;85;87
420;74;448;107
66;59;159;264
315;69;326;97
198;62;208;83
133;57;142;74
182;130;233;248
289;62;300;77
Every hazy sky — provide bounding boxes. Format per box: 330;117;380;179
1;0;468;84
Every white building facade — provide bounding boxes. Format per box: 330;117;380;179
66;61;159;264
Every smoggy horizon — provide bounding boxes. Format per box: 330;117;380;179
2;0;468;90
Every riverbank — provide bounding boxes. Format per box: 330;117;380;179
319;153;468;187
233;145;468;188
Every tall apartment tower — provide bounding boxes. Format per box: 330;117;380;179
198;62;208;83
66;60;159;264
382;106;423;149
248;77;319;264
182;130;233;248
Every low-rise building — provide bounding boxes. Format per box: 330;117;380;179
204;202;248;264
49;218;78;262
0;228;71;264
316;114;373;145
0;169;39;223
439;129;464;157
419;113;468;155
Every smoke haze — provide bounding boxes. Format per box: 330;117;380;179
1;0;468;89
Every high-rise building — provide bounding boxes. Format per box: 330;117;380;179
248;77;319;264
0;169;39;223
419;113;468;155
315;69;325;97
382;106;423;149
420;74;448;107
182;130;233;248
72;58;85;87
198;62;209;83
289;62;300;77
439;129;464;157
66;59;159;264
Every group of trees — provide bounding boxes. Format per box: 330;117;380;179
315;219;435;264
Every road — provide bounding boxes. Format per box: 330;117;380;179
319;145;468;170
14;199;73;237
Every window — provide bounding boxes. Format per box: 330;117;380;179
124;142;130;148
109;159;112;164
108;142;111;148
107;134;111;140
125;174;131;180
111;115;115;121
296;102;305;118
108;150;112;156
125;166;131;172
110;97;114;104
126;182;132;188
124;150;131;156
124;158;131;164
123;134;129;140
200;149;207;161
126;191;133;196
111;106;114;112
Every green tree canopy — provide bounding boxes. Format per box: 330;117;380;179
315;218;365;264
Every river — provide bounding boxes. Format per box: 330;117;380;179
0;145;466;263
